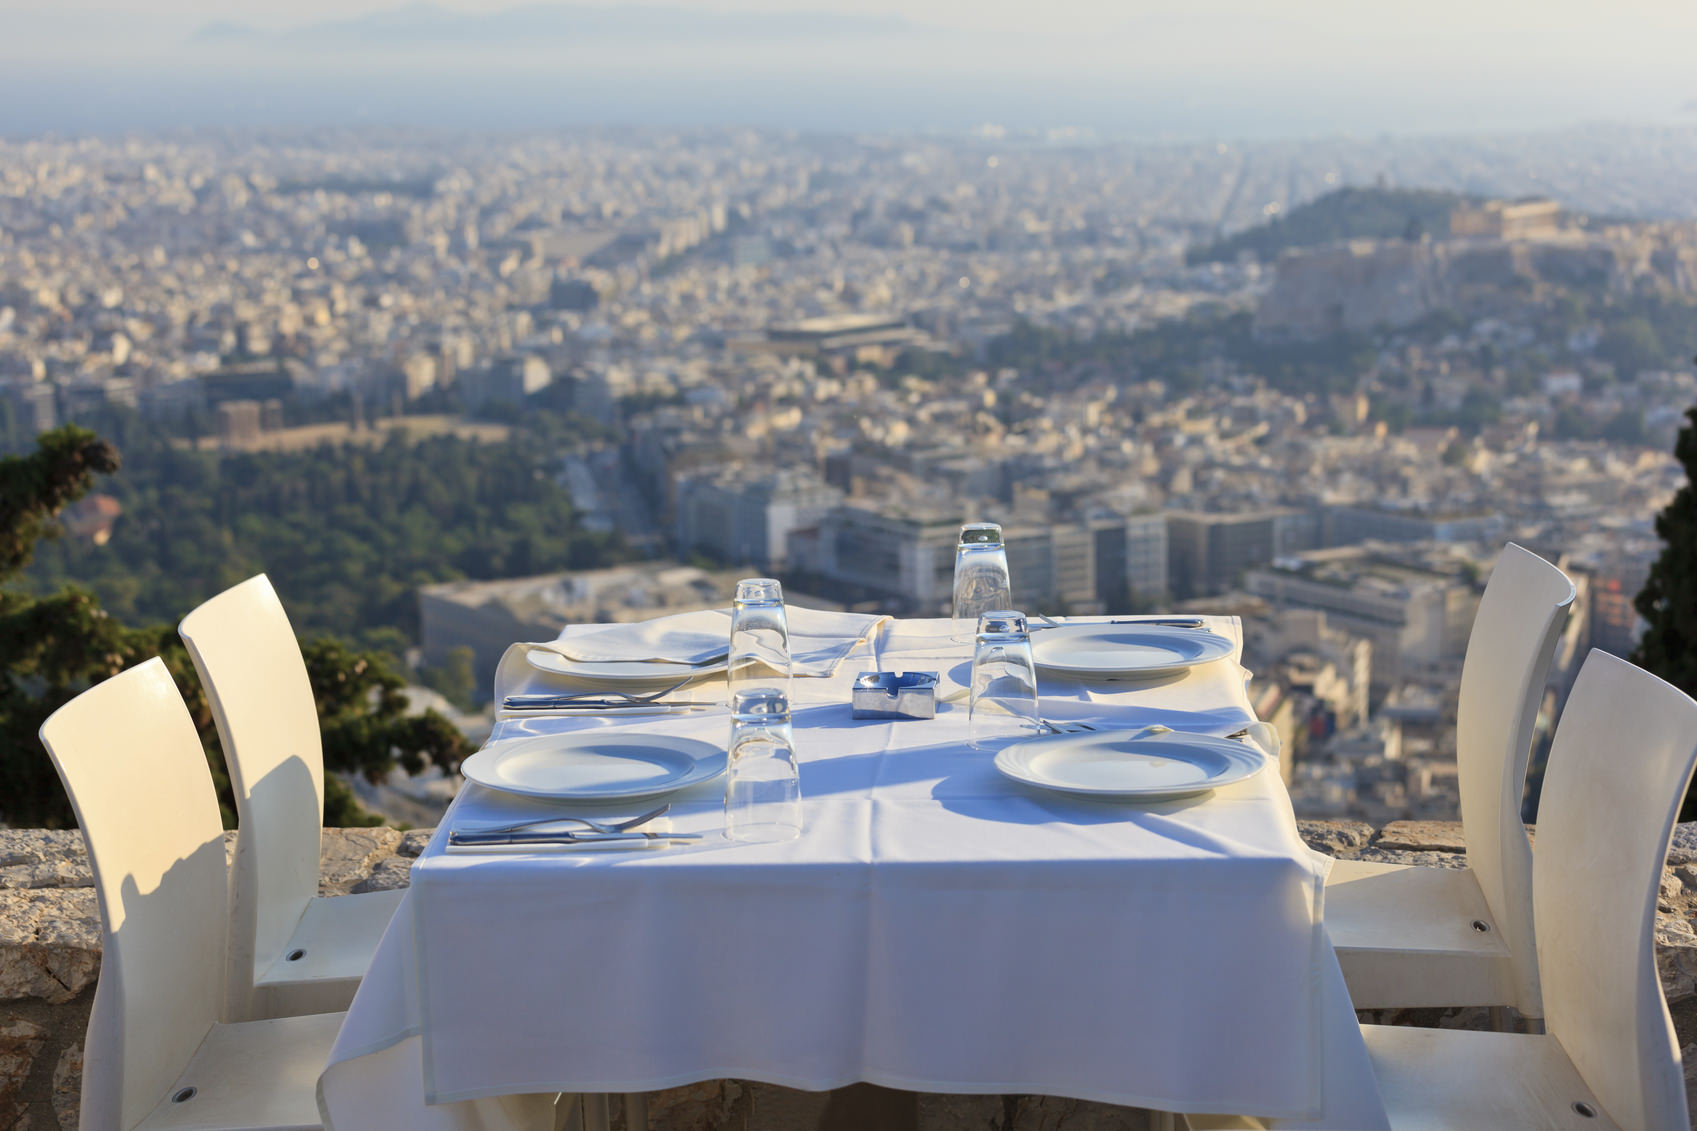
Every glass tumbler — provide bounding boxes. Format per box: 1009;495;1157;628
725;687;802;842
728;577;791;704
968;609;1041;749
952;523;1012;642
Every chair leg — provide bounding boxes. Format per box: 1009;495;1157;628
625;1092;649;1131
1489;1006;1514;1033
1150;1112;1176;1131
555;1094;583;1131
582;1094;611;1131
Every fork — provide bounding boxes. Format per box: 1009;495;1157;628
457;802;671;838
503;677;693;709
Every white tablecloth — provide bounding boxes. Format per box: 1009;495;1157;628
320;616;1388;1129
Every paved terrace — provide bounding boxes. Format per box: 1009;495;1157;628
6;820;1697;1130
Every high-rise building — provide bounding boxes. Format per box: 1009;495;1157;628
1325;506;1503;547
673;467;842;573
1244;546;1479;691
813;504;964;613
1166;510;1297;598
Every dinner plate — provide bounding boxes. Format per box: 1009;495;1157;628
460;732;727;801
525;652;727;686
994;729;1267;800
1029;623;1234;680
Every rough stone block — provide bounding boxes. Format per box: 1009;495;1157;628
1667;823;1697;866
397;829;436;858
0;833;85;870
1008;1095;1153;1129
1658;914;1697;1005
0;1018;47;1109
318;827;404;895
646;1080;741;1131
51;1044;79;1131
352;857;413;894
917;1093;1007;1131
1373;821;1467;853
744;1082;832;1131
1663;872;1687;914
1297;819;1375;857
0;862;93;892
1344;847;1467;870
0;889;101;1003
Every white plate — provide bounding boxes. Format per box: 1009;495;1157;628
995;729;1266;800
461;732;727;801
525;652;727;686
1030;623;1234;680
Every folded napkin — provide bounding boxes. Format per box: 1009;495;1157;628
523;606;886;668
494;607;890;705
527;608;738;667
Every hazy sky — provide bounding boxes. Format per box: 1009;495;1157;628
12;0;1697;52
3;0;1695;137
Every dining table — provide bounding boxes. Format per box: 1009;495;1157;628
316;614;1390;1130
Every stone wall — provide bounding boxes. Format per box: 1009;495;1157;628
5;822;1697;1130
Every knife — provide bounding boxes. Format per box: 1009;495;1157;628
447;829;706;847
1032;617;1207;631
495;692;709;709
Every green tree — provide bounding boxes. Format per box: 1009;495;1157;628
0;427;473;828
419;644;479;711
1598;317;1665;379
1634;403;1697;817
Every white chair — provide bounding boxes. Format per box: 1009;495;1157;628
1188;649;1696;1130
39;658;343;1131
180;574;404;1021
1325;543;1575;1017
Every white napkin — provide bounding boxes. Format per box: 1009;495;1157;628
507;606;889;678
524;608;737;666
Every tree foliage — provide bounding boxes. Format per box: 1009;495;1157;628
0;427;474;828
982;314;1373;399
1634;403;1697;818
1185;187;1469;266
26;420;628;652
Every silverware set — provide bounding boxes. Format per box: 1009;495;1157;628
448;802;702;847
448;828;705;847
1032;617;1207;631
503;678;702;712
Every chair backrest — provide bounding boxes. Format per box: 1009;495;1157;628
179;574;323;1019
1536;650;1696;1131
1456;542;1574;1016
39;659;229;1131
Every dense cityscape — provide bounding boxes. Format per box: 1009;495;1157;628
4;122;1697;825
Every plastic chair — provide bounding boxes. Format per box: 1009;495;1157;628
1188;649;1696;1130
180;575;404;1021
39;659;343;1131
1325;543;1574;1016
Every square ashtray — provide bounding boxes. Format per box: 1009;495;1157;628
852;671;939;720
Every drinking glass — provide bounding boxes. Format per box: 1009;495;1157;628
725;687;802;842
968;609;1040;749
952;523;1012;641
728;577;790;703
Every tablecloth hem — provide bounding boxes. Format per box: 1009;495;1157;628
318;1024;423;1131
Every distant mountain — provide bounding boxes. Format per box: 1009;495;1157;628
188;2;916;49
1186;187;1475;267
